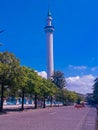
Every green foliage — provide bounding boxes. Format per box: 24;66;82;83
0;51;20;96
0;51;20;86
66;91;78;103
0;51;86;111
55;89;79;105
93;78;98;104
86;94;94;105
0;52;20;111
52;71;67;89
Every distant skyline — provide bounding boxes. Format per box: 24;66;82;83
0;0;98;94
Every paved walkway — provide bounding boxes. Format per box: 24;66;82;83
81;107;97;130
0;106;97;130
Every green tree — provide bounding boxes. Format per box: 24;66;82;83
0;52;20;112
52;71;67;89
66;91;78;103
16;66;30;110
15;66;39;110
33;75;43;109
55;89;69;105
27;71;43;109
40;78;57;108
47;80;57;107
93;78;98;104
40;78;49;108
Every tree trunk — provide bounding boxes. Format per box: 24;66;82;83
43;94;46;108
34;94;37;109
21;88;24;111
0;84;4;112
50;96;53;107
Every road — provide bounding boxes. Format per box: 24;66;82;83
0;106;96;130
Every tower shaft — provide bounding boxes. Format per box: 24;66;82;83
44;11;54;79
46;32;54;78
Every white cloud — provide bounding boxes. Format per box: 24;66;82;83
66;74;95;94
37;70;95;94
69;65;87;70
37;71;47;79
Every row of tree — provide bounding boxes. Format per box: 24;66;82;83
87;77;98;105
93;78;98;104
0;51;83;112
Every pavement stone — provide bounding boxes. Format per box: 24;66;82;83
0;106;97;130
81;107;97;130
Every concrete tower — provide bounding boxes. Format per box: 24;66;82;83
44;10;55;79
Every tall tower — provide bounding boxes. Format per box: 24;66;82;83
44;10;55;79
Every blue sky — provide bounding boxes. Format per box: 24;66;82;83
0;0;98;93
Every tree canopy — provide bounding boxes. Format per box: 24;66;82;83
93;78;98;104
52;71;67;89
0;51;84;112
